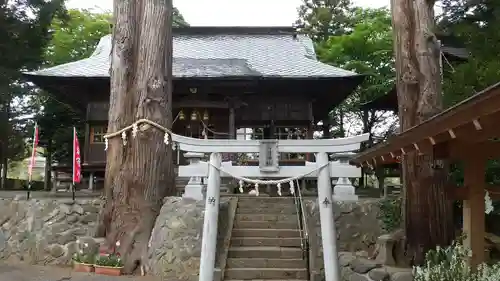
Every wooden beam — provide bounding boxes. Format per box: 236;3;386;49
462;156;486;268
446;185;500;200
173;100;229;109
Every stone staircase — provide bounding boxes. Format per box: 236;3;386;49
224;197;308;281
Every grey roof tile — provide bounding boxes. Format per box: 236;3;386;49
26;31;358;79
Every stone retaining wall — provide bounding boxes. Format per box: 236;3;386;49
146;197;237;281
0;196;393;280
0;197;101;264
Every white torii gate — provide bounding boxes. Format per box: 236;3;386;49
172;133;369;281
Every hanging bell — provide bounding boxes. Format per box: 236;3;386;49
190;110;197;121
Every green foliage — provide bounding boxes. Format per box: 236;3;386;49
72;252;95;265
414;240;500;281
35;9;111;164
440;0;500;107
36;8;189;164
0;0;66;169
316;7;393;104
172;7;189;27
378;197;402;232
313;7;396;140
44;9;112;67
94;253;123;267
296;0;354;41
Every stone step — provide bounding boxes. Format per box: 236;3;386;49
237;204;297;212
235;214;296;222
231;237;302;247
234;220;298;229
237;197;295;204
224;268;308;279
237;200;295;208
236;207;297;215
228;247;303;259
226;258;306;268
224;279;308;281
232;228;300;238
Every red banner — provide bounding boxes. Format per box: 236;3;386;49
28;123;39;182
73;127;82;184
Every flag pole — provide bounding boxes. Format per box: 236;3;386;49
27;122;38;200
72;127;76;201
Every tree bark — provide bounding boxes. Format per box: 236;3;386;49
98;0;175;274
391;0;454;264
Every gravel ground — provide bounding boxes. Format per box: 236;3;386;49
0;263;166;281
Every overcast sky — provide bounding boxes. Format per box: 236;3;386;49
66;0;391;26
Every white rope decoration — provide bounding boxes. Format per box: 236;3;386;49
103;119;176;151
212;162;328;196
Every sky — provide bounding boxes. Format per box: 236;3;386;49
66;0;391;26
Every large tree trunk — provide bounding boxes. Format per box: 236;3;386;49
391;0;454;264
98;0;175;274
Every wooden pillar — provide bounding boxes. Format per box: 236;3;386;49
463;155;485;268
322;120;330;139
269;120;275;139
228;107;235;140
84;122;90;163
307;122;314;161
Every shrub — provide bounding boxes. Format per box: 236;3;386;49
414;240;500;281
378;197;402;232
72;251;95;265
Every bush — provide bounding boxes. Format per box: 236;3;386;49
378;197;402;232
414;240;500;281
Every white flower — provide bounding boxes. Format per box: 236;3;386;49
485;191;494;214
116;241;121;247
83;243;88;248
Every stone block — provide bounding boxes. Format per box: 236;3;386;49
350;258;381;274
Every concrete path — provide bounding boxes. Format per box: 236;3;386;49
0;263;166;281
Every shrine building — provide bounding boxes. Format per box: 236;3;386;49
23;26;364;185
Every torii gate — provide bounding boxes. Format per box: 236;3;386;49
102;119;369;281
172;133;369;281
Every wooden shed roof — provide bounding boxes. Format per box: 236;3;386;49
352;81;500;166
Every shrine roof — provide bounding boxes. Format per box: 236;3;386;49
24;26;359;79
352;81;500;167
